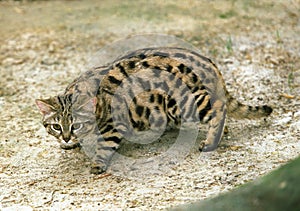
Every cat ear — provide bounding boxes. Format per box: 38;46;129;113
35;99;56;115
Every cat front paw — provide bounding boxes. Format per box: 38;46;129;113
90;163;108;174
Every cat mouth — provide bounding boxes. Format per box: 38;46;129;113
60;140;80;150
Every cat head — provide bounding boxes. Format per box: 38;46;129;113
36;94;97;149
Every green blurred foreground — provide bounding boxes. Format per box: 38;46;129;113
174;156;300;211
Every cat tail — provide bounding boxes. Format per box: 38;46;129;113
225;91;273;119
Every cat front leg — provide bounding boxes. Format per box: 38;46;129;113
89;133;122;174
90;141;117;174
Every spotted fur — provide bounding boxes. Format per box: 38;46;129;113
36;47;272;174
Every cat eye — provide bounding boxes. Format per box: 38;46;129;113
51;124;61;131
71;123;83;131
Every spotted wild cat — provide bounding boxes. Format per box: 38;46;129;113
36;47;272;174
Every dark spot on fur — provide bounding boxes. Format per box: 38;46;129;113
174;53;187;59
153;68;161;77
150;94;155;103
108;76;122;85
128;61;136;69
106;136;122;143
145;107;151;119
192;73;198;83
142;61;150;68
178;64;185;74
138;54;146;59
175;78;183;88
116;63;129;77
166;65;173;72
136;105;144;117
180;95;188;108
101;125;114;134
153;52;169;58
161;81;169;93
157;94;163;104
196;95;205;107
167;98;176;108
198;100;212;120
168;73;175;81
132;96;137;104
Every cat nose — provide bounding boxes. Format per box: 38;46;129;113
62;134;71;142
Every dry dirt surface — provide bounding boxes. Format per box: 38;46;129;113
0;0;300;210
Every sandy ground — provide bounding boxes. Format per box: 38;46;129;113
0;0;300;210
